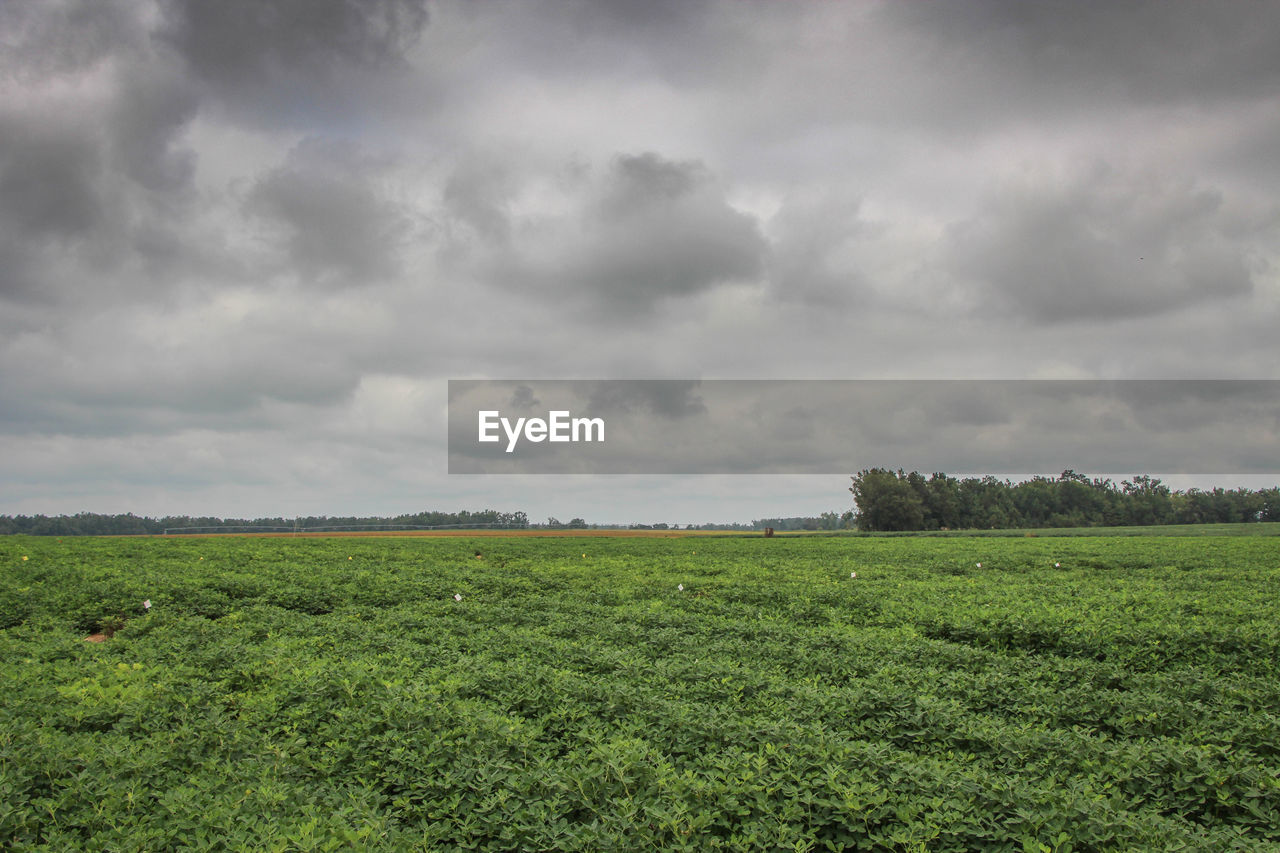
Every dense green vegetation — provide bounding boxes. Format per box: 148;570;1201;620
3;534;1279;850
850;469;1280;532
818;522;1280;539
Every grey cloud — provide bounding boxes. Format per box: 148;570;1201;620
568;0;706;31
879;1;1280;114
459;152;766;315
0;106;114;303
454;0;751;89
767;193;874;306
509;385;540;411
442;157;514;246
565;154;766;310
948;164;1264;324
598;154;705;214
0;0;144;79
0;3;202;302
0;77;196;253
1209;112;1280;197
108;64;200;195
451;380;706;422
0;309;366;439
158;0;428;124
5;0;1279;519
584;380;707;419
0;113;104;244
246;141;413;286
449;380;1280;475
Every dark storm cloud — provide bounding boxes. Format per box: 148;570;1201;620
947;163;1266;324
453;0;750;89
445;152;768;315
246;140;414;286
0;68;196;247
158;0;428;124
0;112;104;244
599;154;705;216
108;64;200;195
0;1;202;302
581;153;765;304
0;99;127;303
878;0;1280;115
472;153;766;313
0;0;143;78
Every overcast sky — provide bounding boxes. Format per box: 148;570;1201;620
2;0;1277;524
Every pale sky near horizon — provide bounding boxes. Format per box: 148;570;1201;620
2;1;1277;524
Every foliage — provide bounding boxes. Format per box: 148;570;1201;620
850;469;1279;532
2;534;1279;850
752;513;849;532
0;509;530;536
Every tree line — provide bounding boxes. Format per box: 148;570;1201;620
849;469;1280;532
0;509;530;536
751;514;849;532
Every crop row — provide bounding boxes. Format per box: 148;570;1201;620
2;534;1278;850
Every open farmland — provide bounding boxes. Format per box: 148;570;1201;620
2;534;1279;851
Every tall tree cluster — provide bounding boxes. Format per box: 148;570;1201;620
849;469;1280;532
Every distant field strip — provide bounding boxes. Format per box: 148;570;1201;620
160;527;716;538
161;523;531;535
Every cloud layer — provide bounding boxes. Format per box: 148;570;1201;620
2;0;1277;520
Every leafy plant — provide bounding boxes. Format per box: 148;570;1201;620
1;533;1278;850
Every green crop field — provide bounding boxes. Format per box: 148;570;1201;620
2;533;1279;851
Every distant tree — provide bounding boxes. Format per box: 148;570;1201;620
1260;488;1280;522
1122;475;1173;525
924;473;963;529
1011;477;1058;528
849;469;926;531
